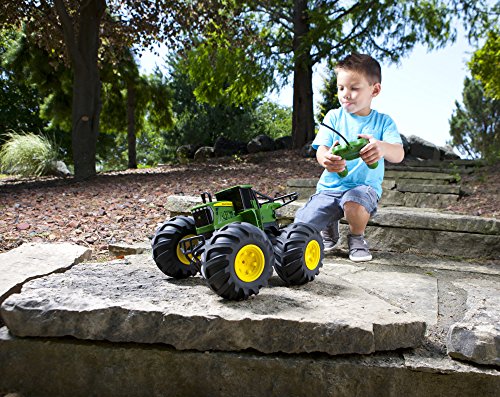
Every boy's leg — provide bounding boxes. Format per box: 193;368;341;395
340;186;378;262
294;191;343;232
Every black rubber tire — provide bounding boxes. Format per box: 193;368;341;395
201;222;274;300
151;216;199;279
274;222;324;285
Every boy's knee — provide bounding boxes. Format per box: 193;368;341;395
344;201;369;215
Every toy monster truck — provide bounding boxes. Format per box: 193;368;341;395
151;185;324;300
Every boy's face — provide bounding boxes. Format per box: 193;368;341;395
336;69;381;116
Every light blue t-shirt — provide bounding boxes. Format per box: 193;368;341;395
313;108;402;198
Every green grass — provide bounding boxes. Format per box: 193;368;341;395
0;131;59;177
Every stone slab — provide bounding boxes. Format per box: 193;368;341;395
1;327;499;397
380;190;459;209
0;258;426;356
108;241;150;256
167;195;500;236
0;242;92;307
328;264;438;326
395;182;460;195
358;225;500;260
447;279;500;367
385;170;457;181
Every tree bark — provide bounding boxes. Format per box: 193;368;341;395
292;0;315;149
55;0;105;180
127;82;137;169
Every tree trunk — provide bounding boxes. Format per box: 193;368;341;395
292;0;315;149
55;0;105;180
127;82;137;169
72;64;101;179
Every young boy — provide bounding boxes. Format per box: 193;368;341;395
295;53;404;262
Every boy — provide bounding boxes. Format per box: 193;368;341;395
295;53;404;262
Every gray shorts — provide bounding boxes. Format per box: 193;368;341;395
294;185;379;231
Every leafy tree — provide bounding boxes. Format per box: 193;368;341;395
3;27;172;170
210;0;496;149
449;76;500;161
164;54;291;156
316;67;338;123
0;0;222;179
469;29;500;100
0;30;47;140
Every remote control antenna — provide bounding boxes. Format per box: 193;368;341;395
320;122;351;147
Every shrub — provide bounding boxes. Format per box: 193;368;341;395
0;131;59;177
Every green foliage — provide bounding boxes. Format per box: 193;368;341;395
252;102;292;139
185;28;274;107
449;76;500;162
0;29;47;141
0;131;59;176
2;28;173;170
164;54;291;157
469;30;500;100
316;66;338;123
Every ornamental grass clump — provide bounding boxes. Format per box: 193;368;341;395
0;131;59;177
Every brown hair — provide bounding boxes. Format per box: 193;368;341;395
335;53;382;84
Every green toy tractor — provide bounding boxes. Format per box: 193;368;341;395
152;185;324;300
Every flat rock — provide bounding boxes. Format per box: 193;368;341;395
329;264;438;326
1;325;499;397
0;242;92;306
447;279;500;367
0;256;426;356
108;241;150;256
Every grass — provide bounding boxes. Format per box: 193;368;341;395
0;131;59;177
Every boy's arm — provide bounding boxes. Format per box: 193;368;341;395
316;144;347;173
358;134;404;165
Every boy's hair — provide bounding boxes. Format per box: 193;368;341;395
335;53;382;84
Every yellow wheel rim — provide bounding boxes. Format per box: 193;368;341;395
234;244;265;282
305;240;321;270
176;234;198;265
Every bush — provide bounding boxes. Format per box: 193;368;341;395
0;131;59;177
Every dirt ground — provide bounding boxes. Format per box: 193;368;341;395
0;150;498;260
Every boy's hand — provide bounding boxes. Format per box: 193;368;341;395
358;134;382;166
317;143;346;173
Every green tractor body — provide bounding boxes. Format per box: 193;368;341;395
191;185;285;235
152;185;324;300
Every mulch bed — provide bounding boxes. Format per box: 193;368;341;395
1;150;497;260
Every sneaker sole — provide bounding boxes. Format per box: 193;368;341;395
349;254;372;262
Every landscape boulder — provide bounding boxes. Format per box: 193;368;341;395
194;146;215;161
213;137;248;157
50;160;72;177
400;133;411;156
439;144;460;160
176;144;199;163
274;135;293;150
247;134;276;153
408;135;440;161
300;141;316;158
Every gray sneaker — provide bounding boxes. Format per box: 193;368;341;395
321;221;340;252
348;234;372;262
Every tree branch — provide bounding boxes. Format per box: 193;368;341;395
53;0;80;65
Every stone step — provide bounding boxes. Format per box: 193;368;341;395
1;326;499;397
386;159;484;174
0;242;92;327
1;249;499;396
0;257;426;356
287;172;462;209
165;195;500;260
